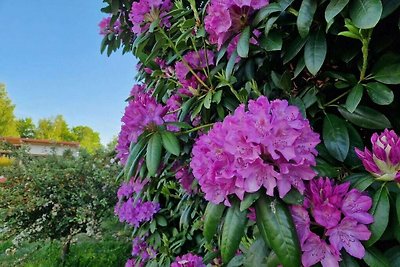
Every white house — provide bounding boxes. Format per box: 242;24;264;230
0;137;80;156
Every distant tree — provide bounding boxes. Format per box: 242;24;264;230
36;115;74;141
0;84;19;137
16;118;36;138
71;126;102;153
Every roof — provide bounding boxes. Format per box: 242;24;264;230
0;137;80;147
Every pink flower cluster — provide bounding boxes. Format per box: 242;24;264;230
191;96;320;205
291;177;373;267
205;0;269;50
174;165;197;194
114;179;160;227
116;84;167;164
356;129;400;183
129;0;172;34
175;49;215;91
171;253;205;267
125;236;157;266
99;16;121;36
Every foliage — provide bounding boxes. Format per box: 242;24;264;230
99;0;400;266
71;126;102;154
16;118;36;138
0;84;19;137
0;145;121;248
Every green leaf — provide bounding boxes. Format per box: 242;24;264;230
240;192;261;211
365;187;390;247
349;0;383;29
381;0;400;18
244;237;269;267
323;114;350;162
340;251;360;267
396;193;400;226
282;189;304;205
265;251;281;267
237;26;251;58
304;29;327;75
364;247;390;267
226;50;238;80
314;158;340;177
255;196;301;267
345;84;364;113
264;31;283;51
325;0;350;23
123;137;148;180
203;203;225;243
338;105;392;129
146;133;162;177
338;31;362;40
227;255;244;267
283;36;308;64
221;200;248;263
204;91;213;109
343;173;375;191
384;246;400;266
253;3;282;25
160;131;180;156
365;82;394;105
372;63;400;84
297;0;317;38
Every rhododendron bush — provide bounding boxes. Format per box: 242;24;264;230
99;0;400;266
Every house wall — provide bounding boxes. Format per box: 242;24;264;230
27;144;79;157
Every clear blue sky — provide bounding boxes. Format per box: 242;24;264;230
0;1;137;144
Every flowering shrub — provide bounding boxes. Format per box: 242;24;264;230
100;0;400;266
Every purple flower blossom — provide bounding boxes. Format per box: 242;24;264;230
291;177;373;266
116;86;167;164
191;96;320;205
326;218;371;259
174;165;197;194
175;49;215;91
205;0;269;50
302;234;341;267
171;253;205;267
115;198;160;227
117;179;148;200
356;129;400;183
129;0;172;34
132;236;157;261
99;16;121;36
125;258;136;267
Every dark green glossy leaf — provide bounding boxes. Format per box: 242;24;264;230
282;188;304;205
255;196;300;267
338;105;392;129
253;3;282;25
365;82;394;105
345;84;364;113
325;0;350;23
364;247;390;267
297;0;317;38
221;200;248;263
283;36;307;64
365;187;390;247
349;0;383;29
226;50;238;80
240;192;261;211
264;31;283;51
384;246;400;266
340;251;360;267
123;137;148;180
204;91;213;109
146;133;162;176
227;255;244;267
237;26;250;58
381;0;400;18
396;193;400;226
204;202;225;243
372;63;400;84
314;158;340;177
304;29;327;75
244;237;269;267
160;131;180;156
343;173;375;191
323;114;350;162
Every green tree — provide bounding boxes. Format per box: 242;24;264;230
71;126;102;153
16;117;36;138
0;84;19;137
36;115;74;141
